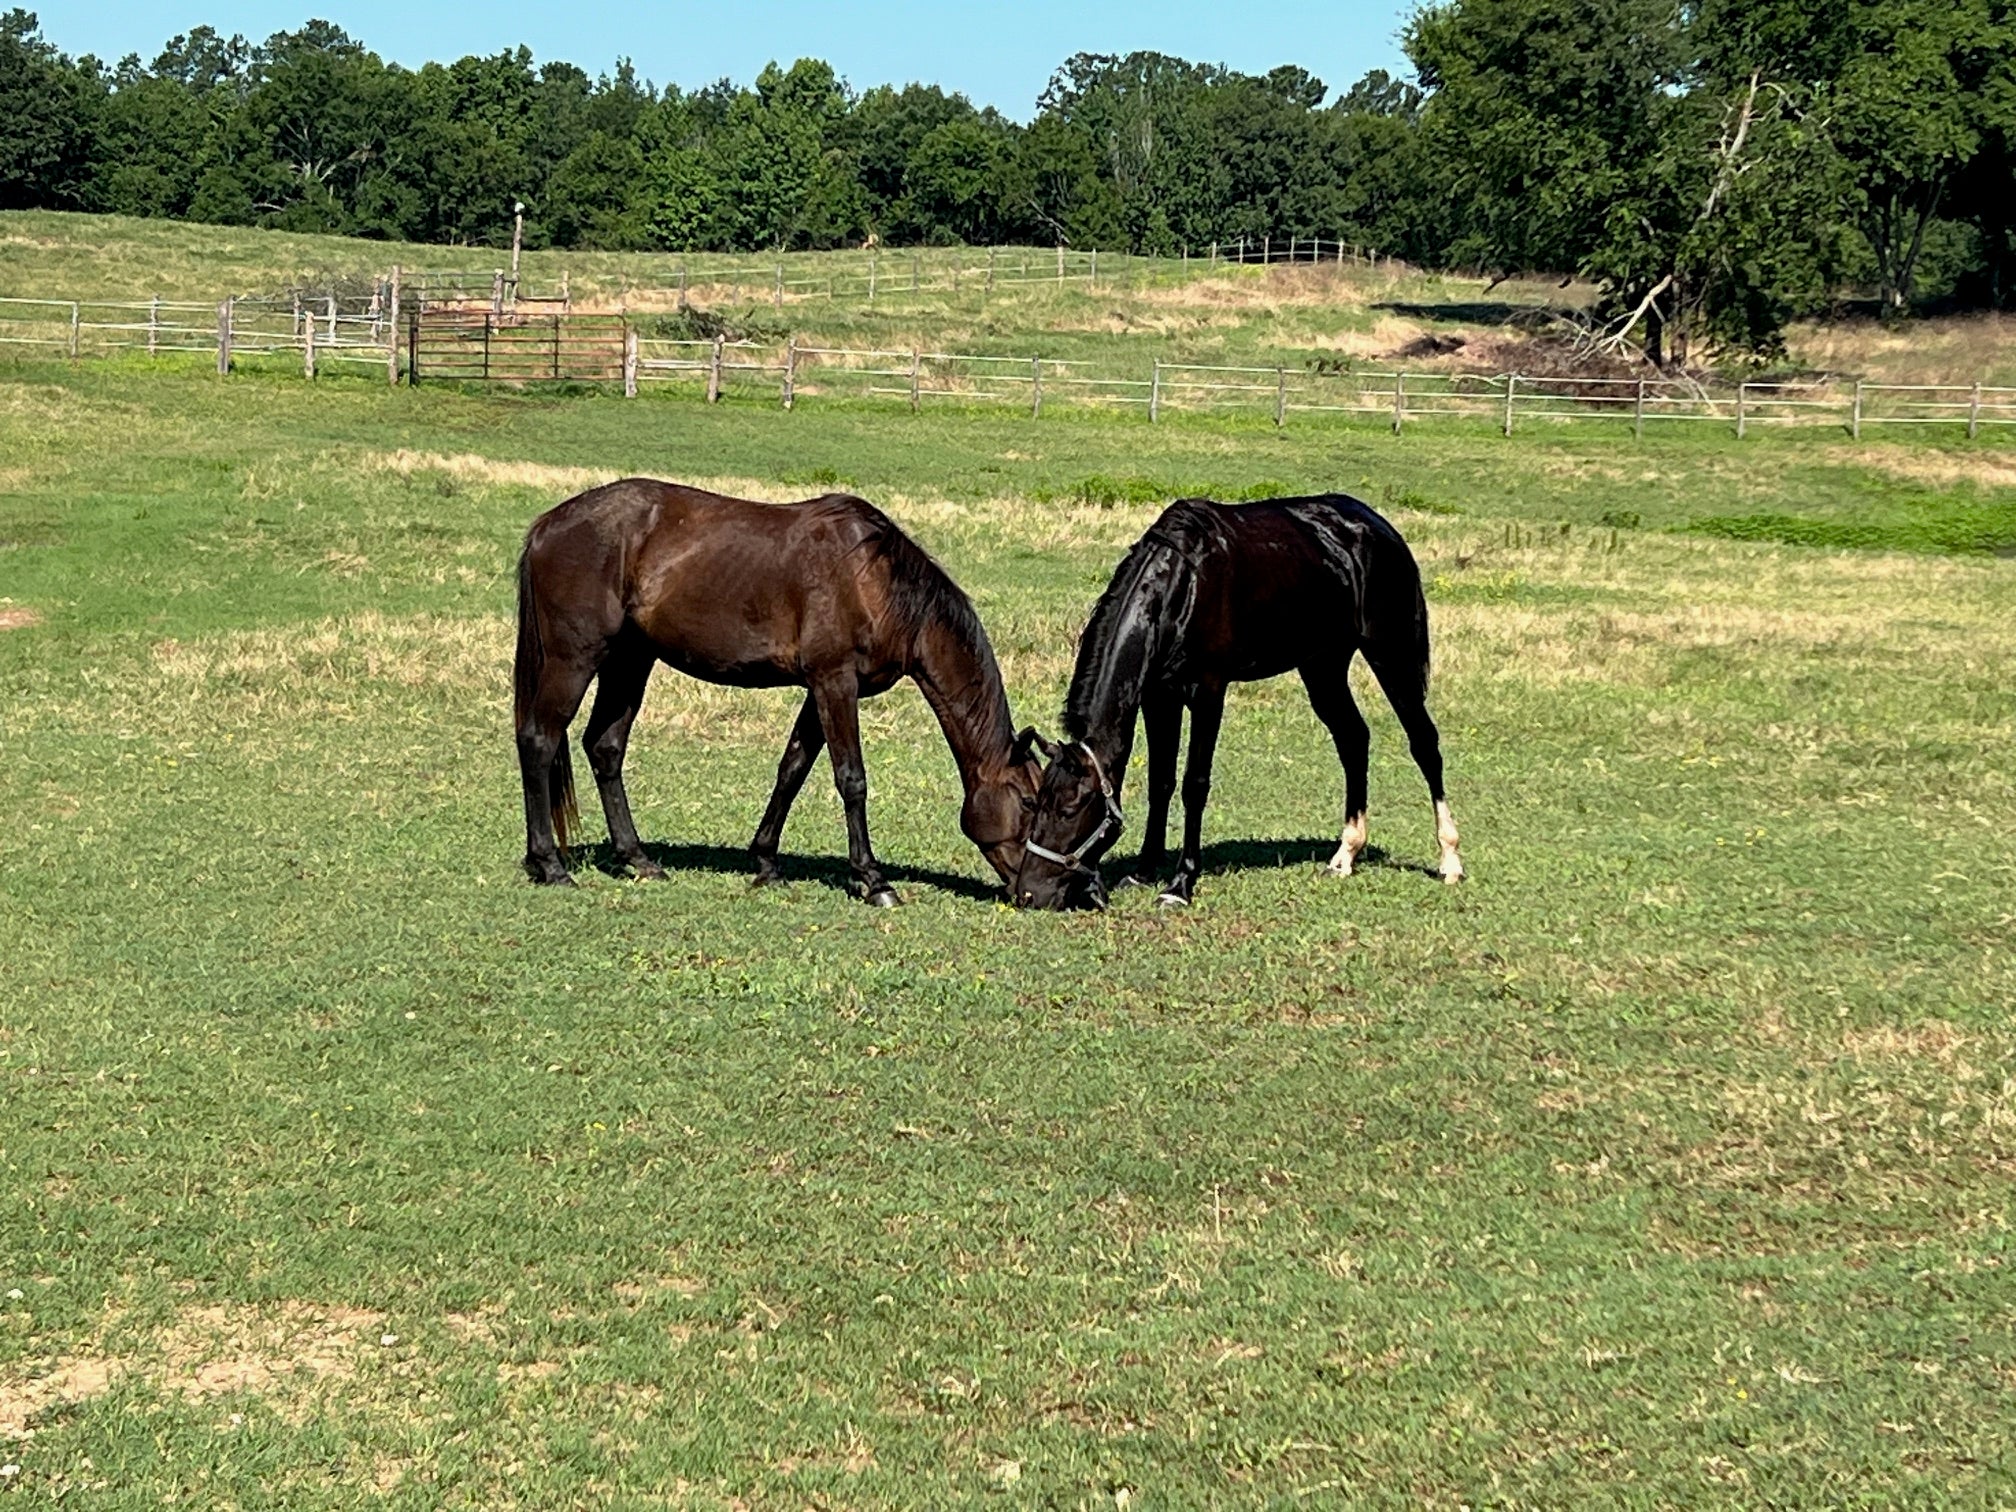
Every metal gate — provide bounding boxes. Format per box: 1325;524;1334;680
407;309;625;385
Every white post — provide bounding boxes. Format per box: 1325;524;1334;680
708;336;723;403
69;302;80;358
909;349;921;412
1736;381;1747;439
1090;248;1098;285
774;261;784;309
326;293;337;341
1392;371;1404;434
1852;380;1862;440
868;252;877;305
1274;365;1286;427
388;266;401;385
216;298;232;375
1634;377;1646;439
148;295;159;355
1503;374;1517;436
1149;358;1160;422
1969;380;1982;440
623;325;638;398
783;335;796;410
1031;357;1042;418
303;312;316;380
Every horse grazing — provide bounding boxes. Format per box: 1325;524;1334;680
514;479;1043;904
1015;493;1465;910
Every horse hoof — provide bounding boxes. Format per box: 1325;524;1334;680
865;887;900;909
529;869;575;888
1441;867;1465;886
631;862;668;882
750;869;783;888
1114;874;1154;891
1325;860;1354;878
1157;891;1189;909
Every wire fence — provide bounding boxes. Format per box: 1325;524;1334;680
5;291;2014;439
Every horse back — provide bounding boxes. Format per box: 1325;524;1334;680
522;479;904;687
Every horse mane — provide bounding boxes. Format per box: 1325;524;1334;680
824;495;1015;741
1062;499;1221;741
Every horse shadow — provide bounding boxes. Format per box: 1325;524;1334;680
580;839;1005;903
1116;836;1443;882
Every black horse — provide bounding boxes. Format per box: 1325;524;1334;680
1015;493;1465;909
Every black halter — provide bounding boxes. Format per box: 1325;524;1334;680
1024;742;1124;875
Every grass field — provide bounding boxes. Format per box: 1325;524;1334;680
3;258;2016;1507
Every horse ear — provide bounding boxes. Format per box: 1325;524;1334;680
1013;725;1059;764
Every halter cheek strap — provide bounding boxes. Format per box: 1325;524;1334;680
1024;743;1124;874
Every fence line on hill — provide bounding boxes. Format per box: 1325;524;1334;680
4;292;2014;439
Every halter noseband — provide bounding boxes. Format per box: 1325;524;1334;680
1024;742;1124;875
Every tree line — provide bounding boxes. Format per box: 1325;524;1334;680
2;2;2012;361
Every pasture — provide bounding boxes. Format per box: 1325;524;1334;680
2;340;2014;1504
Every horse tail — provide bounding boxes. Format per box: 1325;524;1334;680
515;544;578;851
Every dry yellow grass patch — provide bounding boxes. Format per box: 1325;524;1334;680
1841;1020;1973;1066
1;1357;116;1440
363;449;620;495
1840;446;2016;492
1791;310;2016;386
0;604;42;631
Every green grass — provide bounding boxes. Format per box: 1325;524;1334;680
3;350;2015;1507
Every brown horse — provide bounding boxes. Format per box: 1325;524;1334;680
514;479;1043;903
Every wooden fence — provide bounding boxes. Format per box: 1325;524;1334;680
5;293;2014;437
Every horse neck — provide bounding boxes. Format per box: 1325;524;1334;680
1066;605;1155;790
910;619;1016;796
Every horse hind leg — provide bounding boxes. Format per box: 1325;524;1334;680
1304;667;1371;877
1367;654;1465;884
518;651;598;886
582;645;662;879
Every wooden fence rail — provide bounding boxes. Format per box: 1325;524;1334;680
8;294;2016;437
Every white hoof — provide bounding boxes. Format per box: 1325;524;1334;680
1157;892;1189;909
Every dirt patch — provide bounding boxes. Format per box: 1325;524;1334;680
1;1300;384;1439
1;1358;117;1440
0;606;42;631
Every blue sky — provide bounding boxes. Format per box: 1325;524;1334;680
42;1;1419;118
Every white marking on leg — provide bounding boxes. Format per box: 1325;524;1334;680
1435;798;1464;883
1327;804;1368;876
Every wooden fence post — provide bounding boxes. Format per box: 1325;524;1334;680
987;246;996;294
773;261;784;309
1735;381;1748;439
782;335;796;410
909;349;921;412
1634;378;1646;439
387;266;401;386
1392;371;1405;434
216;298;232;375
1969;380;1982;439
1851;379;1862;440
678;261;689;311
1503;374;1517;436
1090;249;1098;286
406;305;420;386
1149;358;1160;422
491;270;505;317
68;301;79;358
1031;357;1043;418
326;293;337;341
304;313;316;379
623;326;638;399
1210;240;1218;264
868;252;877;305
1274;365;1286;427
148;295;159;355
561;272;571;314
708;336;723;403
913;252;921;292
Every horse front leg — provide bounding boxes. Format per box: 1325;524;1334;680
1121;692;1181;888
810;676;898;907
749;693;827;885
1159;683;1225;908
